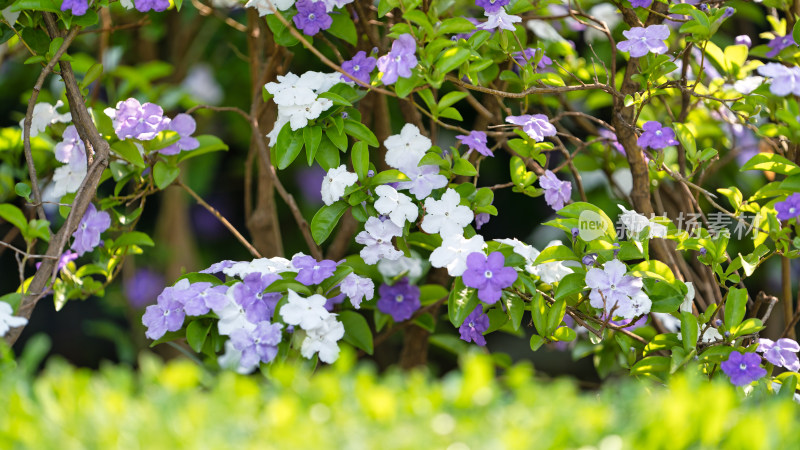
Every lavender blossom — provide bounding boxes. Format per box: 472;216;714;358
720;351;767;386
766;34;796;58
776;193;800;221
539;170;572;211
475;0;508;13
462;252;518;304
459;306;489;346
757;338;800;371
616;25;670;58
159;114;200;155
455;130;492;157
505;114;557;142
230;273;282;323
377;278;420;321
125;268;165;309
292;254;339;285
341;51;377;85
735;35;752;48
71;204;111;256
293;0;332;36
339;273;375;309
61;0;89;17
757;63;800;97
135;0;170;12
377;34;418;85
637;121;678;149
229;321;283;367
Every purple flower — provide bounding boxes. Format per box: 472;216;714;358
324;293;346;312
230;273;282;322
124;268;165;309
637;121;678;149
230;321;283;367
598;128;625;154
71;203;111;256
61;0;89;16
512;48;552;70
377;34;418;85
159;114;199;155
183;283;230;316
455;130;492;156
355;217;404;264
505;114;557;142
292;254;339;285
776;193;800;221
142;296;185;340
766;34;796;58
106;98;169;141
630;0;652;8
478;10;521;32
582;253;597;266
55;125;86;168
462;252;518;304
757;63;800;97
200;260;235;275
340;273;374;309
735;35;752;48
342;51;377;85
475;213;491;230
757;338;800;371
616;25;670;58
36;250;78;273
720;351;767;386
475;0;509;14
539;170;571;211
722;7;735;19
135;0;170;12
396;164;448;200
293;0;333;36
377;278;420;321
586;259;650;319
459;306;490;346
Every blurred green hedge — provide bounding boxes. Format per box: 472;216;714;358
0;349;797;449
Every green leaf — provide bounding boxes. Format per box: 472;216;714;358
80;63;103;90
304;127;323;166
547;298;567;335
369;169;409;186
448;277;478;327
310;201;348;244
452;158;477;176
554;273;585;300
436;47;470;74
730;318;764;338
420;284;448;306
344;119;379;147
176;135;229;163
529;334;545;351
680;311;699;352
14;183;31;200
530;291;548;336
339;311;373;355
276;128;305;169
266;13;300;47
777;374;798;400
10;0;61;13
351;141;369;180
113;231;155;249
724;287;747;328
327;13;357;46
794;20;800;48
741;153;800;176
315;135;340;171
533;245;578;264
111;140;145;168
326;127;348;151
437;17;476;36
438;91;468;110
630;356;670;376
630;260;676;283
153;161;180;190
0;204;27;232
553;327;577;342
504;293;524;331
186;320;212;353
673;123;696;158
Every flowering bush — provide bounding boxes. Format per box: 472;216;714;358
1;0;800;401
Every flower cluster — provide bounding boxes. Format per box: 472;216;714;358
586;259;651;320
265;71;346;145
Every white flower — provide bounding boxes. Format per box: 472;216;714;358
340;273;374;309
421;189;473;237
384;124;431;170
269;83;318;107
245;0;295;16
355;217;404;265
616;291;652;319
429;233;486;276
653;312;681;333
681;282;695;313
217;340;257;374
618;205;667;239
52;160;87;198
265;71;341;143
0;301;27;337
301;314;345;363
279;289;330;330
374;185;418;227
223;257;295;279
733;76;764;95
282;99;334;130
320;0;353;12
321;165;358;206
20;100;72;138
529;241;574;284
396;164;448;200
495;238;539;273
584;4;621;42
378;255;424;282
480;10;522;32
2;5;21;27
217;294;256;336
526;19;567;42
